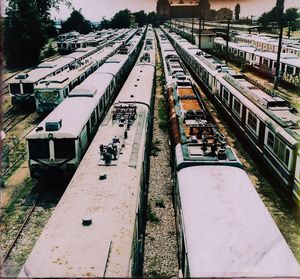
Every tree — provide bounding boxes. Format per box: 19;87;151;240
98;17;110;30
4;0;71;67
5;0;47;67
283;8;299;37
258;0;285;29
134;10;147;27
110;9;131;29
61;9;92;34
234;4;241;21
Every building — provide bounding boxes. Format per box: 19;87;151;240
214;7;233;21
157;0;210;19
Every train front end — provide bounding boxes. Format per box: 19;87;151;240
26;119;79;177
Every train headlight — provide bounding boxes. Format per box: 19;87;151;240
48;133;53;139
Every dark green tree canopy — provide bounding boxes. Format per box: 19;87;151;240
4;0;71;67
61;9;93;34
110;9;131;29
234;3;241;21
258;2;299;31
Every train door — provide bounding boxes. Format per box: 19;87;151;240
258;121;266;151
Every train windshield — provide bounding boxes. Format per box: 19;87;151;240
54;139;75;159
28;139;50;159
23;83;34;94
10;83;21;94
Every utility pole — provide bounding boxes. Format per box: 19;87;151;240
198;17;202;49
225;18;230;64
274;23;284;89
274;0;285;89
191;17;195;44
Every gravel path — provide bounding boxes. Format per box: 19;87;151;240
143;45;179;278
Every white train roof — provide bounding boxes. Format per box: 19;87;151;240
27;73;113;139
177;165;300;277
35;45;121;90
9;57;76;84
218;75;299;144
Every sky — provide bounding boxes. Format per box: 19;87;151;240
48;0;300;22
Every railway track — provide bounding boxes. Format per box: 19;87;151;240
2;193;39;263
0;178;67;276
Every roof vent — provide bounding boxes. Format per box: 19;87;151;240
99;174;107;180
82;217;92;226
16;73;29;80
45;119;62;131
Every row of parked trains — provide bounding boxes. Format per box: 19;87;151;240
8;28;135;107
157;28;300;278
57;29;118;54
19;26;300;277
27;28;146;177
162;26;300;205
214;37;300;88
20;27;155;278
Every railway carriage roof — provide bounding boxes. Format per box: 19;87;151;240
178;166;300;277
10;57;76;83
218;75;299;143
28;73;113;138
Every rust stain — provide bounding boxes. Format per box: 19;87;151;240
181;99;201;111
177;88;195;97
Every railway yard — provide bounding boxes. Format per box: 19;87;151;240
1;25;300;277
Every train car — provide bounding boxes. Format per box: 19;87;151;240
34;30;137;114
19;28;155;278
8;29;133;105
214;37;300;88
157;28;300;278
162;26;300;205
26;31;145;177
57;29;129;54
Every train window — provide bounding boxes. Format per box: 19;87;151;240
262;59;268;66
28;139;50;159
10;83;21;94
286;65;295;75
278;142;285;161
274;138;280;155
285;149;290;167
54;139;75;159
23;83;34;94
223;88;230;104
247;111;258;133
233;98;241;116
91;110;96;127
267;132;275;148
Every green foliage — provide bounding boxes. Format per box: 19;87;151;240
61;9;93;34
147;205;160;223
258;0;289;29
158;98;168;132
110;9;131;29
44;43;56;58
97;10;160;30
4;0;68;67
234;4;240;21
283;8;300;37
155;197;165;208
5;0;47;67
151;139;161;157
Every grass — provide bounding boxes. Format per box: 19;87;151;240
158;98;168;132
154;197;165;208
151;138;161;157
147;205;160;224
3;178;35;220
147;255;168;278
